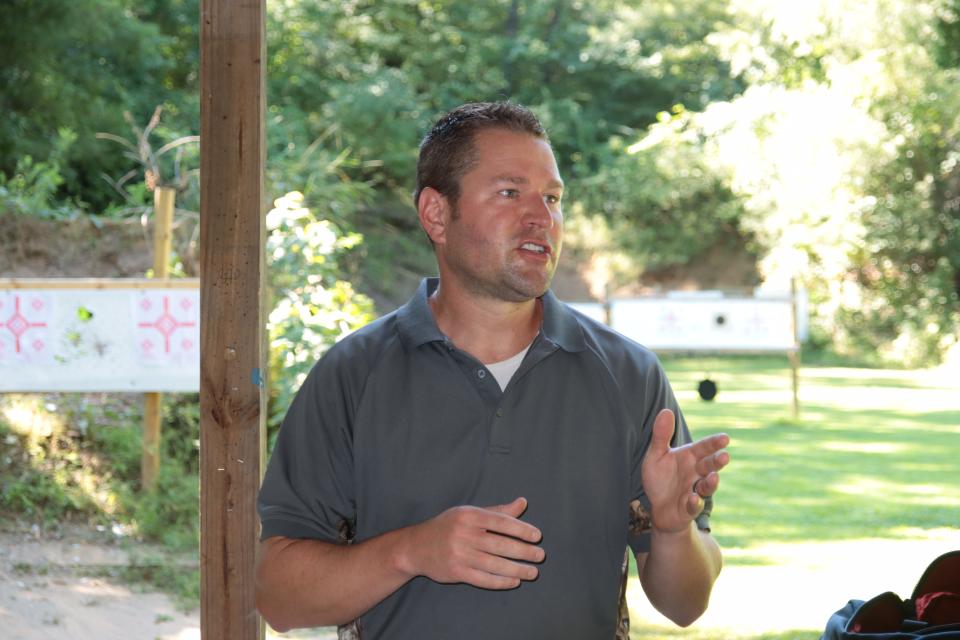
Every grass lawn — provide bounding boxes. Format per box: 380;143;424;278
628;355;960;639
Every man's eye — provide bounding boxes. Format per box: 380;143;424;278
499;189;519;198
545;194;562;205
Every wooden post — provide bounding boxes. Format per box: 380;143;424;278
153;187;176;280
602;283;613;326
199;1;266;638
789;278;800;419
142;186;176;491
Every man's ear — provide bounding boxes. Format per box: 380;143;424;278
417;187;450;246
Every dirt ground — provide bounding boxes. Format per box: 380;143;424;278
2;523;956;639
0;524;336;640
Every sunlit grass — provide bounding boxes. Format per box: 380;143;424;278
657;356;960;547
628;355;960;638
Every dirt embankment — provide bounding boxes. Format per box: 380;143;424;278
1;212;761;306
0;212;202;279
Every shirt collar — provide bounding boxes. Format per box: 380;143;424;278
396;277;587;353
540;287;587;353
396;278;446;350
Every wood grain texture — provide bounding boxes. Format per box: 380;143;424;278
199;1;266;638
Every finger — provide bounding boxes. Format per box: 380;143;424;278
686;433;730;460
648;409;676;456
687;490;706;516
459;568;522;590
694;472;721;498
482;498;542;543
486;497;527;518
477;532;545;564
469;550;540;582
695;449;731;478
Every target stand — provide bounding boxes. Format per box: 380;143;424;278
569;281;803;418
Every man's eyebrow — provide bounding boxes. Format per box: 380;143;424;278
491;175;565;189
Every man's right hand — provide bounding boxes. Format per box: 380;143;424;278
397;496;545;590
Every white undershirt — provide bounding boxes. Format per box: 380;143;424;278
485;343;532;391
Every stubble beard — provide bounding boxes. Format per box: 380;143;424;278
451;237;560;303
445;202;561;303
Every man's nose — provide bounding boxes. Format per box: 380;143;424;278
522;195;554;228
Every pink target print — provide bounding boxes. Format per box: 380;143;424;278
657;309;680;333
135;291;199;363
0;293;53;361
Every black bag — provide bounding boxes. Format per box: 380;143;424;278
821;551;960;639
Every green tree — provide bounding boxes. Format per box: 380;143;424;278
0;0;194;211
842;2;960;365
581;107;752;278
262;0;747;303
266;0;743;192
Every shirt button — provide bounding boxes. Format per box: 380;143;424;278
496;408;503;418
477;369;486;379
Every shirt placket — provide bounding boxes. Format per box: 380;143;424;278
488;335;559;454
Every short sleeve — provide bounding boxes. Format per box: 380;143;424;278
257;351;359;542
627;358;713;555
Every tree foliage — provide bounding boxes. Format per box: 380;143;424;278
0;0;194;210
843;1;960;364
265;0;742;195
4;0;960;363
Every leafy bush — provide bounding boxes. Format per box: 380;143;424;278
0;129;82;219
266;191;376;437
131;463;198;548
0;397;91;521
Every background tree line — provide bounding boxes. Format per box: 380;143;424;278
2;0;958;372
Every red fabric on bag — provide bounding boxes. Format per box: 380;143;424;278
915;591;960;626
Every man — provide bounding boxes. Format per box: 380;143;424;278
256;102;730;638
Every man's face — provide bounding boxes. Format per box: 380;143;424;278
437;128;564;303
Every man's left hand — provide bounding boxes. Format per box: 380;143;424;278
641;409;730;534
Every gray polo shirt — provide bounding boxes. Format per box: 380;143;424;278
258;278;709;639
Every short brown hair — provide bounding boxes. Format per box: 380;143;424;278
414;102;549;209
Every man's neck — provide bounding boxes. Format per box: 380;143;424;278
428;283;542;364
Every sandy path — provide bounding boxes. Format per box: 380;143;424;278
0;528;337;640
2;526;957;639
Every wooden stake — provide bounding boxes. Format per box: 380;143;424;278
142;393;162;489
142;186;177;491
153;187;175;280
789;278;801;420
602;283;613;326
200;1;266;637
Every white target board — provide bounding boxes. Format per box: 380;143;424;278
569;293;799;352
0;280;200;392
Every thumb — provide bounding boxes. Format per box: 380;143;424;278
486;497;527;518
649;409;676;456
